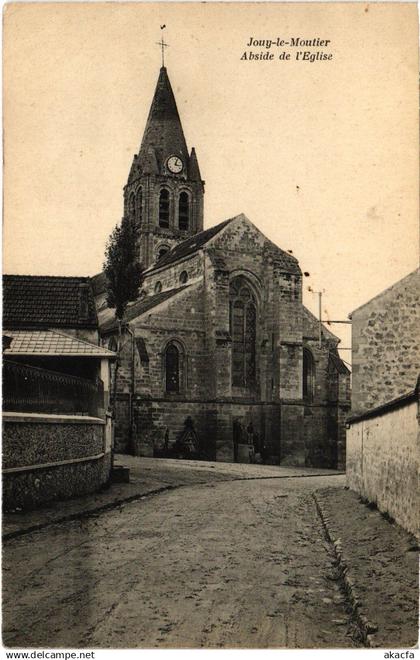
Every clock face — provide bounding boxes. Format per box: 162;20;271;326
167;155;183;174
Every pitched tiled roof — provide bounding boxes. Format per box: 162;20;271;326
4;330;115;358
3;275;98;329
146;218;235;272
100;285;190;333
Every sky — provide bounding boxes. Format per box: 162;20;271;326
3;2;419;360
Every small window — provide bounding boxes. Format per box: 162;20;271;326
157;247;169;261
178;192;189;231
179;271;188;284
159;189;170;228
154;281;162;294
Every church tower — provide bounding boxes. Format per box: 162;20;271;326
124;66;204;269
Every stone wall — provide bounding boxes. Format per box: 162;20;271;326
143;254;202;295
3;413;112;511
130;394;342;468
346;393;419;537
351;269;420;414
131;397;282;463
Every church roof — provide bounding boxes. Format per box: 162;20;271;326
147;217;235;272
137;67;189;176
100;285;190;333
302;305;339;343
3;275;98;329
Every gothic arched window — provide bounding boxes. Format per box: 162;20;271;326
303;348;315;402
159;189;170;228
129;192;136;220
136;187;143;225
165;342;181;393
229;277;257;389
178;192;189;231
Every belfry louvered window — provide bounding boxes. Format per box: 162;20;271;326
230;278;257;388
136;187;143;225
129;192;136;220
178;192;189;230
159;189;170;227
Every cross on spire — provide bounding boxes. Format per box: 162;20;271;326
156;36;169;68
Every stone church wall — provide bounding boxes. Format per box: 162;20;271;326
280;404;305;465
111;284;207;451
132;288;207;399
131;393;341;468
143;253;203;295
131;397;282;464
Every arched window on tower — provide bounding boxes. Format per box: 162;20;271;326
229;277;257;389
129;192;136;220
303;348;315;402
178;192;190;231
157;245;170;262
159;189;170;228
165;342;183;393
136;187;143;225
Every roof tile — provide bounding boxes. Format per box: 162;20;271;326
101;285;189;333
3;275;98;328
146;218;234;272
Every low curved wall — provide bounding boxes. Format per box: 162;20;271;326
3;412;112;511
346;392;419;538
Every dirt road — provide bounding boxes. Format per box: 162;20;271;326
4;468;361;648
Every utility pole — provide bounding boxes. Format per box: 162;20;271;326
309;289;323;348
307;284;352;354
318;291;322;348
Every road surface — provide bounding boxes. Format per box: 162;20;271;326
3;463;359;648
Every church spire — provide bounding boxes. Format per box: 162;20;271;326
124;61;204;270
137;66;189;176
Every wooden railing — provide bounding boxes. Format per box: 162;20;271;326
3;360;103;416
